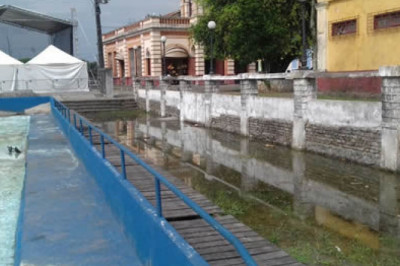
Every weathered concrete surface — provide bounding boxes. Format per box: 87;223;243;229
19;114;141;265
0;116;29;266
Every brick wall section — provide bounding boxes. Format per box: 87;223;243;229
150;100;161;114
211;115;240;134
249;118;293;146
166;105;180;117
137;98;146;110
305;124;381;165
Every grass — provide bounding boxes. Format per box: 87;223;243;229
189;176;400;266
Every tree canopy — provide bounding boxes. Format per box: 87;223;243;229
191;0;309;72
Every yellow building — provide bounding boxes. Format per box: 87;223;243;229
317;0;400;71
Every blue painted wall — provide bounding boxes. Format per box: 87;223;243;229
0;97;50;112
51;101;207;265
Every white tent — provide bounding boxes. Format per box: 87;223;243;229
0;50;22;92
18;45;89;92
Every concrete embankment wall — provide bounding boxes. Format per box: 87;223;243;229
137;87;382;167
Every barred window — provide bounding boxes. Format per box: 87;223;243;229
374;11;400;30
332;19;357;36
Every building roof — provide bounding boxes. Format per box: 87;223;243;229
0;5;72;34
0;50;22;65
27;45;82;65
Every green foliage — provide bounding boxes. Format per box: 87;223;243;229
191;0;306;72
18;58;31;63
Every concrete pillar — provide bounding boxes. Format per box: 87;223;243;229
292;72;316;150
133;79;141;101
161;121;169;167
98;68;114;97
292;151;314;220
316;1;329;71
379;173;399;237
380;66;400;171
145;80;153;113
205;131;215;181
204;80;218;127
240;79;258;136
240;138;257;192
160;79;168;117
179;80;190;123
179;123;193;163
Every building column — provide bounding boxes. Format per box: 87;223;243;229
226;59;235;75
150;31;162;77
292;71;316;150
195;45;205;76
240;79;258;136
380;66;400;171
316;1;329;71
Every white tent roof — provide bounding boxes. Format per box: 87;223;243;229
0;50;23;65
27;45;83;65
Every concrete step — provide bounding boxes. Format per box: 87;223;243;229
62;99;138;113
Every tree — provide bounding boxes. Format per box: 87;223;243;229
191;0;312;73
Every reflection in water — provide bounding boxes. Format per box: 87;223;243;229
92;115;400;262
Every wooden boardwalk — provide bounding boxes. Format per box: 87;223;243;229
85;133;302;266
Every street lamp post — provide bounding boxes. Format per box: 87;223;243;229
207;21;216;75
94;0;110;68
133;45;138;77
299;0;308;70
161;36;167;76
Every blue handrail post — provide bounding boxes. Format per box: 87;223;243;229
120;150;127;179
73;113;77;129
67;109;71;123
79;118;83;135
100;135;106;158
155;179;163;217
88;126;93;145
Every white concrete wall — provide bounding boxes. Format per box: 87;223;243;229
138;89;146;98
211;94;241;117
165;91;180;108
148;90;161;101
248;97;294;121
182;92;206;124
306;100;382;127
138;89;381;129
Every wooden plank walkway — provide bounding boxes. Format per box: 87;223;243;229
82;131;301;265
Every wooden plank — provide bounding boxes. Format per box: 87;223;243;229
89;122;302;266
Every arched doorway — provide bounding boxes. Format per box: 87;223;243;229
165;45;189;76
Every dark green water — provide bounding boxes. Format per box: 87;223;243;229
89;114;400;265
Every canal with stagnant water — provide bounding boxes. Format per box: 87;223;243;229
87;112;400;265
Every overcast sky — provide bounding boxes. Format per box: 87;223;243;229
0;0;179;61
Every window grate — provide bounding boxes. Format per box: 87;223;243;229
332;19;357;36
374;11;400;30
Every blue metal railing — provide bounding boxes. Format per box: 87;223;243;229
51;99;257;266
